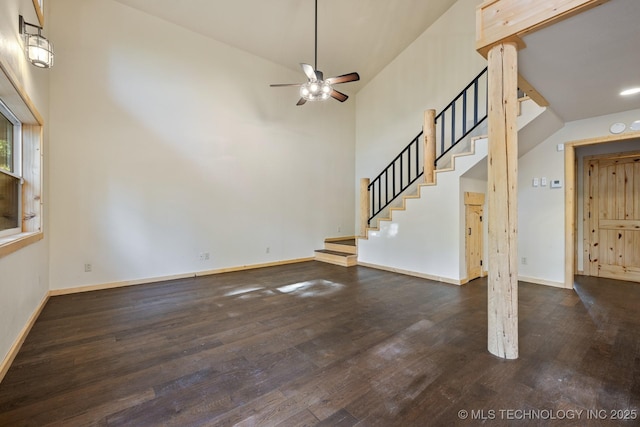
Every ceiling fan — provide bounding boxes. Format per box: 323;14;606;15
270;0;360;106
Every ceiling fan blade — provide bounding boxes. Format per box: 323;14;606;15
330;89;348;102
301;63;317;82
296;98;307;106
326;72;360;85
270;83;302;87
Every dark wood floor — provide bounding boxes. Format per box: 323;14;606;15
1;262;639;426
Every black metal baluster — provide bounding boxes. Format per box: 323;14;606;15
385;170;389;206
474;79;479;124
440;111;445;154
407;147;411;187
415;138;419;179
392;162;396;198
400;154;403;191
451;102;456;149
462;91;467;136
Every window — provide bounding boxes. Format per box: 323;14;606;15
0;101;22;238
0;59;43;258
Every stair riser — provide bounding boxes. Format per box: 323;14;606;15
324;242;357;254
315;252;357;267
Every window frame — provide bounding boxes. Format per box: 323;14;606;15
0;100;23;238
0;98;22;175
0;60;44;258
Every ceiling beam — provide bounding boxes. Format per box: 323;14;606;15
476;0;610;56
517;73;549;107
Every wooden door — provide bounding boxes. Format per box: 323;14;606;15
585;151;640;282
465;192;485;281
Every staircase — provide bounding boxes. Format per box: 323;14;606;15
366;67;489;230
314;238;357;267
358;97;550;284
364;135;487;234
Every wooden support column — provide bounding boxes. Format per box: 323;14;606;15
359;178;370;237
487;42;519;360
423;109;436;184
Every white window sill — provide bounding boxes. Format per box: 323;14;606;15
0;231;43;259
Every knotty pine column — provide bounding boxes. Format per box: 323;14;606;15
487;42;519;360
423;109;436;184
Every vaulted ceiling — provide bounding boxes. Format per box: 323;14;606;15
112;0;458;93
111;0;640;123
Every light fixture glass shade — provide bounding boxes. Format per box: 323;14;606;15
300;81;331;101
26;34;54;68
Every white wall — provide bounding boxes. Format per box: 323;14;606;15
48;0;356;290
358;138;488;283
0;0;50;365
518;108;640;286
517;131;566;285
354;0;485;231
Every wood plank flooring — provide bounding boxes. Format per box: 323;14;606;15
0;262;639;426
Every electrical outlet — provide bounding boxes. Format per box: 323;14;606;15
84;263;92;272
199;252;210;261
337;226;341;232
521;257;527;265
266;247;270;254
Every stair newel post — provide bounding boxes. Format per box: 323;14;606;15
360;178;370;237
424;109;436;184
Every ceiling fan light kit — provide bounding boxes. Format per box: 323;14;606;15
270;0;359;106
300;80;332;102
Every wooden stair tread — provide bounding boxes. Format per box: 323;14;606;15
326;238;356;246
314;249;356;257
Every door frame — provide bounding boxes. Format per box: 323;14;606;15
564;131;640;288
